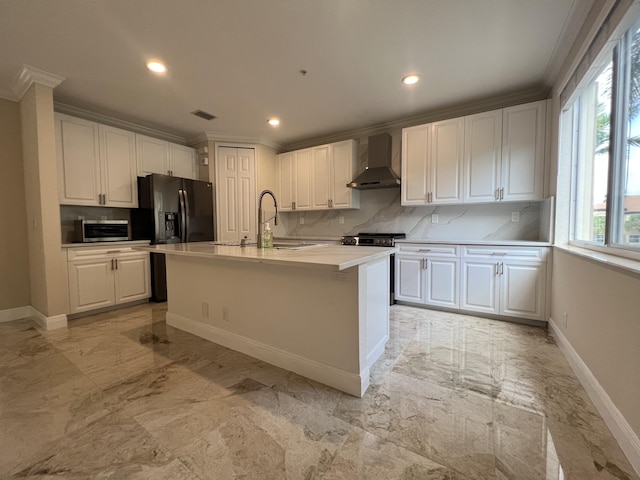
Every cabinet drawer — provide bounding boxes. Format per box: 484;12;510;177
462;246;547;262
67;246;137;261
396;244;459;257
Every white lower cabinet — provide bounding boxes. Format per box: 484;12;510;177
396;244;547;322
461;246;547;321
67;247;150;314
395;244;459;309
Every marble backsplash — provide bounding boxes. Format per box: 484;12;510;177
275;188;547;242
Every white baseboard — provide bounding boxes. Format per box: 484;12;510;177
366;334;388;368
167;312;367;397
31;307;68;331
0;306;32;323
549;318;640;475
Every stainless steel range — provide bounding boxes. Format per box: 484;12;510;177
341;232;406;247
341;233;406;304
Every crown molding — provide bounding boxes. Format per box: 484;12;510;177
10;65;65;101
54;102;187;144
0;89;18;102
188;132;282;150
282;86;549;152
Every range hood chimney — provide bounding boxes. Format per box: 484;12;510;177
347;133;400;189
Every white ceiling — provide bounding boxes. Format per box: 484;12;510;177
0;0;593;148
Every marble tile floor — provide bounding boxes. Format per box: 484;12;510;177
0;302;637;479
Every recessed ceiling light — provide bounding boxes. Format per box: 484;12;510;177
267;118;280;126
402;74;421;85
147;61;167;74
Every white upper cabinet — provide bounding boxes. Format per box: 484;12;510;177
311;145;331;209
99;125;137;208
277;139;359;211
401;119;464;206
136;135;169;177
56;113;137;207
501;101;545;202
169;144;197;180
430;118;464;204
136;134;197;180
330;140;359;209
401;124;430;205
464;109;502;203
278;152;295;211
56;114;101;206
403;100;546;206
294;149;313;210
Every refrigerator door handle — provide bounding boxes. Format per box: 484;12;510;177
178;189;187;243
183;188;190;242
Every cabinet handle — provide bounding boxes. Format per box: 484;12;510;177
495;262;499;275
495;188;499;201
292;201;296;210
417;249;431;252
111;259;114;270
106;250;121;254
491;252;506;256
115;259;118;270
428;192;433;203
500;188;504;200
500;262;504;275
422;258;427;269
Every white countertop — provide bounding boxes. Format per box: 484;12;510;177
396;239;551;247
136;242;394;271
62;240;151;248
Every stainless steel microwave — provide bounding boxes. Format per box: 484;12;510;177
74;219;130;242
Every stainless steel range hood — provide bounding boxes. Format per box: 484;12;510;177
347;133;400;189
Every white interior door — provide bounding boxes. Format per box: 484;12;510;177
237;148;256;241
217;147;239;242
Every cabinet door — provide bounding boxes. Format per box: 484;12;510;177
430;118;464;204
136;134;170;176
460;260;499;315
501;262;546;320
331;140;359;209
99;125;138;208
56;114;101;205
277;152;295;211
395;255;425;304
68;258;115;313
170;144;197;180
464;110;502;203
311;145;331;209
501;101;545;201
114;254;150;304
401;125;430;205
425;258;459;308
294;149;312;210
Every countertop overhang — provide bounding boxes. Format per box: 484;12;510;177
136;242;395;271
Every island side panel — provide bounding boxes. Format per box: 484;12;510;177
165;254;366;395
359;256;390;377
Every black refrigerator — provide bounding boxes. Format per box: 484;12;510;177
132;174;215;301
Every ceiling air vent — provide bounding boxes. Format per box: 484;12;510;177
191;110;216;121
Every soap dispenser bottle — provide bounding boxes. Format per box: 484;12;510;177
262;222;273;248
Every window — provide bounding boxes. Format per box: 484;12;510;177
568;19;640;255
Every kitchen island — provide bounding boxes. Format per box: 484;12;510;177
137;242;394;396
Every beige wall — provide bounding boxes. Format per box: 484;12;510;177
548;0;640;444
0;98;30;310
551;250;640;434
20;83;67;317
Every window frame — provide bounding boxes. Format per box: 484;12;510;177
567;18;640;263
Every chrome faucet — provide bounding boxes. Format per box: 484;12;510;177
257;189;278;248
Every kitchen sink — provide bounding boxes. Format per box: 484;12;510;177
272;242;327;250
